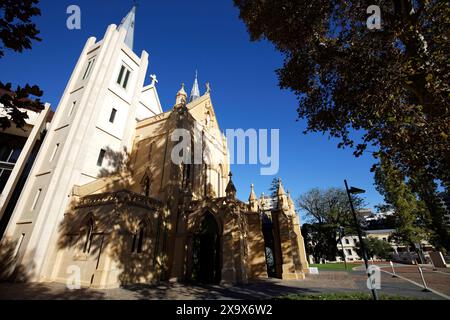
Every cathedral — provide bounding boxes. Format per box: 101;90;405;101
0;7;308;289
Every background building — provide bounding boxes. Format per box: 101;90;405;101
0;98;52;239
439;192;450;228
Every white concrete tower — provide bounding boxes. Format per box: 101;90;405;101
2;7;161;282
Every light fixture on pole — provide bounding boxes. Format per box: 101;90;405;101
344;179;379;301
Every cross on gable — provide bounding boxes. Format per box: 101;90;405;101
150;74;158;86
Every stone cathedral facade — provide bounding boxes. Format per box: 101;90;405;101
0;7;308;289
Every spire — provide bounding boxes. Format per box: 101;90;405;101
118;6;136;50
277;178;286;196
277;178;289;210
249;183;257;201
248;183;259;212
190;71;200;102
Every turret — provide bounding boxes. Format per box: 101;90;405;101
175;83;187;106
225;172;237;199
276;178;289;211
287;191;295;211
248;183;258;212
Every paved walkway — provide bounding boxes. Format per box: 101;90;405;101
0;270;445;300
380;264;450;298
352;263;450;299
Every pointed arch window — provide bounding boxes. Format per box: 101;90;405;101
144;176;150;197
132;223;145;254
83;218;94;253
205;112;211;127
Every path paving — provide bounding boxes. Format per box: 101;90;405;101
0;269;445;300
380;264;450;298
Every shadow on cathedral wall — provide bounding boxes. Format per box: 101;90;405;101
56;145;168;287
54;143;241;289
0;239;34;282
0;231;103;300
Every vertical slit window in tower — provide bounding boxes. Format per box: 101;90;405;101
117;65;125;84
13;233;25;258
69;101;77;117
122;70;131;89
49;143;60;162
97;149;106;167
88;59;95;78
82;60;91;80
109;108;117;123
31;188;42;210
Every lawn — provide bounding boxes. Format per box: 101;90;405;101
276;293;418;300
309;263;358;271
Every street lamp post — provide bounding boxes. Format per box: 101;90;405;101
344;179;379;301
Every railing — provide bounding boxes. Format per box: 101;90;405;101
77;189;162;210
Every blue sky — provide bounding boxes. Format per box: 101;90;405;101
0;0;385;214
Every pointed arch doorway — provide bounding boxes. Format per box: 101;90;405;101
192;213;221;284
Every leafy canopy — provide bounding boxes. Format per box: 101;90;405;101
0;0;44;130
234;0;450;187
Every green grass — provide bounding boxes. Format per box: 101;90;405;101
276;293;418;300
309;263;356;271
